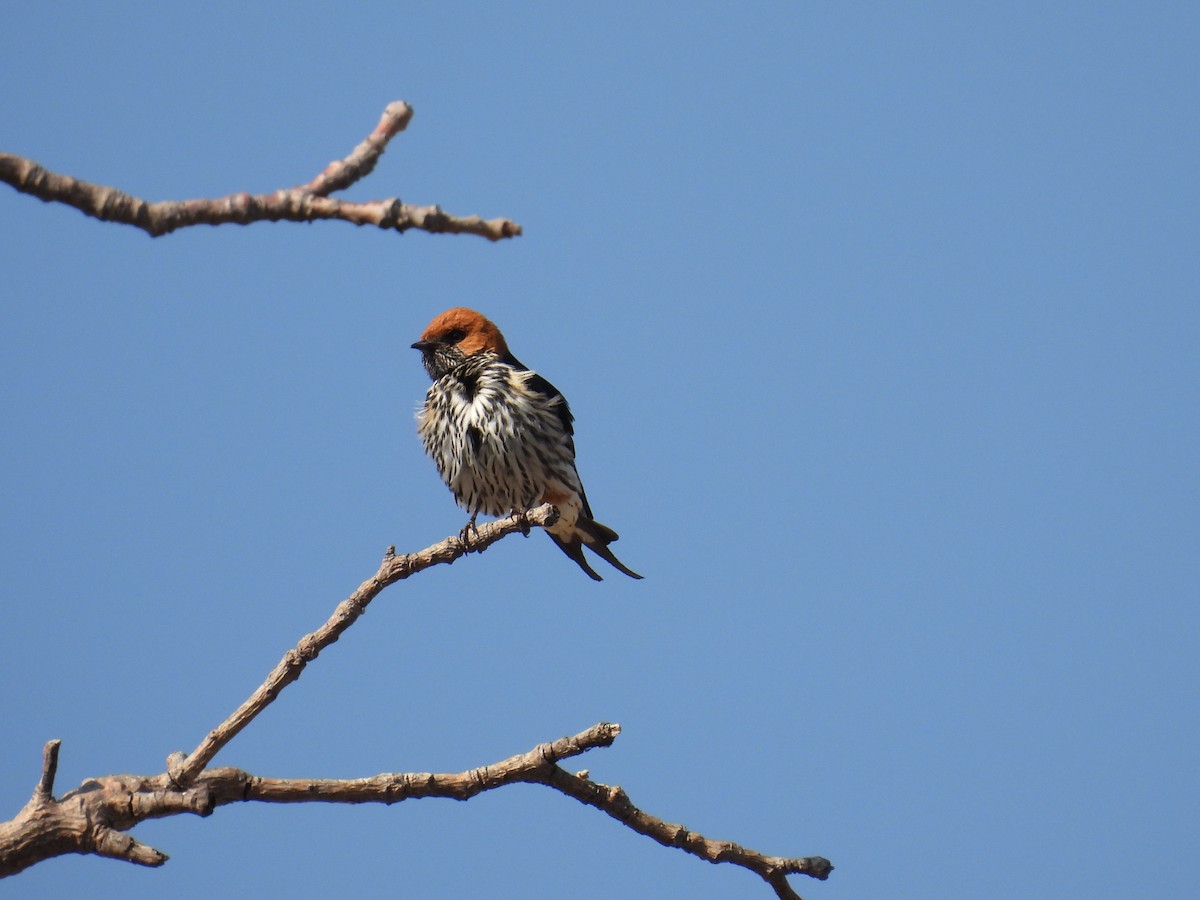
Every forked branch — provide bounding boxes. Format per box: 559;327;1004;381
0;101;521;240
0;510;831;897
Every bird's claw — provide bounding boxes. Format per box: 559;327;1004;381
511;507;532;537
459;514;480;548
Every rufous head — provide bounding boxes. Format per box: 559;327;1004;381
412;308;509;379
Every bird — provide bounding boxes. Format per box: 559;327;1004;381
412;307;642;581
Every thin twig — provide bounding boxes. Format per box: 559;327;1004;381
539;767;833;897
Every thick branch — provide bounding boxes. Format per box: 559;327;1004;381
167;505;560;787
0;101;521;240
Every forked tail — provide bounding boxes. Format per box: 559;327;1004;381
548;517;643;581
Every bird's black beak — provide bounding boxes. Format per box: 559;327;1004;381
411;340;433;351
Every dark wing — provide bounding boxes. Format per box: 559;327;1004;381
504;353;593;520
505;352;575;437
506;354;642;581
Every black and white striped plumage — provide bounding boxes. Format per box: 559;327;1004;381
412;307;642;581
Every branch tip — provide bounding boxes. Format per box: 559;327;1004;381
93;826;168;867
382;100;414;133
35;739;62;801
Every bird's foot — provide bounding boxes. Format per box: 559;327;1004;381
458;514;480;548
511;507;532;537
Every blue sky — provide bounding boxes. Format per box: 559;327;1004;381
2;3;1197;898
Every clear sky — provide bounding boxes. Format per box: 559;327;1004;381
2;3;1197;898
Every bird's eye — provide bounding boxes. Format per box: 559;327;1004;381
444;328;467;343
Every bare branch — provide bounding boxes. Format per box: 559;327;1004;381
1;514;831;894
232;721;622;805
0;101;521;240
167;504;560;787
2;725;830;897
539;767;833;896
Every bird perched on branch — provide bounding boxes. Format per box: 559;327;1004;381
413;307;642;581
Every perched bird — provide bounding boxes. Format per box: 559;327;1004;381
412;307;642;581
